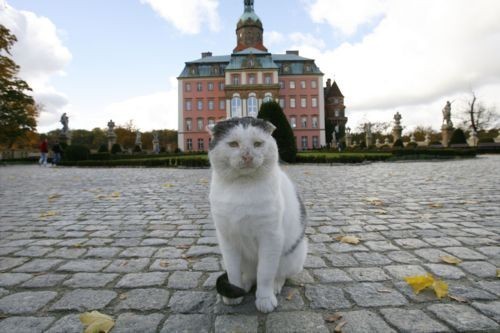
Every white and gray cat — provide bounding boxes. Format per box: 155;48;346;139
208;117;307;313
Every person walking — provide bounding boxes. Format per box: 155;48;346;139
52;141;62;166
39;138;49;166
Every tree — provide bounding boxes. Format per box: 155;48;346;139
460;91;499;133
325;119;334;146
258;101;297;163
0;25;39;148
449;128;467;145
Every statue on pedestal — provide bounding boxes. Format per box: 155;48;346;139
135;130;142;149
60;113;69;133
393;112;402;127
107;119;116;134
442;101;453;128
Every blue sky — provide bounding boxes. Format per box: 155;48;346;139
2;0;500;134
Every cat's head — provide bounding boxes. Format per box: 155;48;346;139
208;117;278;177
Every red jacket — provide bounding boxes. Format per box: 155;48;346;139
40;141;49;153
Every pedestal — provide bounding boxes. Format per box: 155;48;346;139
345;133;352;147
107;132;117;151
153;140;160;154
365;134;373;147
59;131;71;146
441;126;454;147
392;126;402;142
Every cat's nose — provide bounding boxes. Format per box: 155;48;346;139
242;154;253;163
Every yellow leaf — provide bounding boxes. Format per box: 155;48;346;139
497;269;500;278
429;203;443;208
338;235;360;245
325;313;342;323
404;274;434;294
40;211;57;218
159;260;169;268
48;194;61;201
80;311;114;333
440;255;462;265
433;279;449;299
163;183;174;188
111;192;120;197
334;320;347;332
198;178;209;184
366;197;384;206
286;290;295;300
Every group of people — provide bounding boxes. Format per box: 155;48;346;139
38;138;63;167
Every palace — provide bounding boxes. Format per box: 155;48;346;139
177;0;347;151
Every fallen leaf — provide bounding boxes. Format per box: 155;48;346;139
71;243;83;248
119;293;128;300
334;320;347;332
404;274;435;294
325;313;342;323
429;203;443;208
40;211;57;218
286;290;295;301
96;194;107;199
404;273;449;299
111;192;120;198
440;255;462;265
433;279;449;299
176;245;190;249
80;311;114;333
198;178;209;184
373;209;387;215
366;197;384;206
337;235;360;245
159;260;169;268
462;200;479;205
497;269;500;278
163;183;174;188
48;194;62;201
449;295;467;303
377;289;392;293
119;261;128;267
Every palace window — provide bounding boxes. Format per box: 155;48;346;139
231;96;242;117
197;99;203;111
279;97;285;108
208;82;214;91
290;116;297;128
290;97;296;108
279;80;284;89
301;136;308;150
208;99;214;111
186;138;192;151
219;99;225;110
219;81;225;90
300;97;307;108
301;116;307;128
311;97;318;108
248;74;256;84
312;136;319;148
311;80;317;89
185;83;191;92
289;81;296;89
232;75;240;85
300;80;306;89
312;116;318;128
197;82;202;91
185;99;192;111
197;118;203;130
198;138;204;151
185;119;192;131
263;93;273;103
248;96;258;117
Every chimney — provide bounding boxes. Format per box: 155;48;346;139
326;78;331;87
201;52;212;58
286;50;299;55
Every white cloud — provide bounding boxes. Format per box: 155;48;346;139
140;0;221;35
307;0;386;35
0;2;72;130
97;77;179;132
264;31;285;48
300;0;500;131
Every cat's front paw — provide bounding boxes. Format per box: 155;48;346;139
255;295;278;313
222;296;243;305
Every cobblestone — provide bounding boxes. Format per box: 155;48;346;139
0;157;499;332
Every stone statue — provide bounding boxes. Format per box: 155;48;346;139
60;113;69;133
364;122;372;136
107;120;115;133
346;127;351;134
393;112;402;126
152;131;159;141
442;101;452;127
135;130;142;145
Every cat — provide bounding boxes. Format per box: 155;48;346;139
208;117;308;313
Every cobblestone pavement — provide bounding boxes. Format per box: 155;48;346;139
0;156;499;333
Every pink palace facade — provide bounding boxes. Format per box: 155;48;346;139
177;0;326;151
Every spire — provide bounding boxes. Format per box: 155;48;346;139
234;0;267;52
244;0;254;12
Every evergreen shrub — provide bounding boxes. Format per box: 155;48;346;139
258;101;297;163
63;145;90;161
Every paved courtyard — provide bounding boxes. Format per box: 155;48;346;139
0;155;499;332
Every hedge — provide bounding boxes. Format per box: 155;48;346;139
59;156;210;168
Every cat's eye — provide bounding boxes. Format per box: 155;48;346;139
228;141;239;148
254;141;263;147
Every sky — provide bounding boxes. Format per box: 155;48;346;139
1;0;500;134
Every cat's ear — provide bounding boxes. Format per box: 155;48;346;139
206;124;215;136
264;121;276;134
